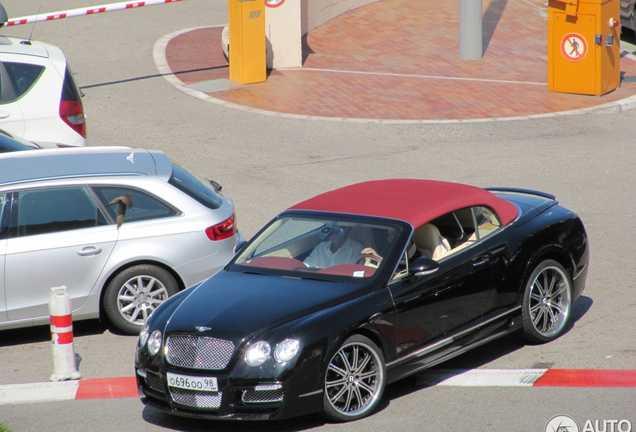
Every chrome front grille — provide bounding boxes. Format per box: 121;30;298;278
242;389;284;403
169;387;223;409
166;335;235;370
145;374;164;392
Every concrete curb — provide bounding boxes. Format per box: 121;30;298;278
0;377;137;406
3;369;636;406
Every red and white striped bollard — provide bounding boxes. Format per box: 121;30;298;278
49;286;82;381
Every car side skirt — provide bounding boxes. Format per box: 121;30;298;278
385;306;522;383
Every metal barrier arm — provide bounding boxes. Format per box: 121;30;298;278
2;0;187;27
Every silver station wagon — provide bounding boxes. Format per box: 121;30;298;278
0;147;241;334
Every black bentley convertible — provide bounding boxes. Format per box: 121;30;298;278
135;179;589;422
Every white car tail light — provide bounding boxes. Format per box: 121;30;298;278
59;100;86;140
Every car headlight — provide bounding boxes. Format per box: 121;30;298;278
147;330;163;356
139;324;150;348
274;339;300;363
245;341;271;366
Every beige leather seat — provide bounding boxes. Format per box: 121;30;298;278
349;225;376;251
413;223;451;260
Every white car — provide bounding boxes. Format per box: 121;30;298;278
0;35;87;148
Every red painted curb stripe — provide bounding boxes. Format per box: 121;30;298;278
75;377;138;399
534;369;636;387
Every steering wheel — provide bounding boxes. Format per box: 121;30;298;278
356;253;382;268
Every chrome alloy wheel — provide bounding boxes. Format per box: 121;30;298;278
324;336;385;420
528;264;571;338
117;275;170;325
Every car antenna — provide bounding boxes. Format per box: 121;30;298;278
22;6;42;45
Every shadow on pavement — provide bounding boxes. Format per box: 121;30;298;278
140;294;593;431
0;318;110;348
142;406;326;432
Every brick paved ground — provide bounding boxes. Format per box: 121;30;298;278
164;0;636;120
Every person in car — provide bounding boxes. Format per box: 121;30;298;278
304;225;363;268
361;227;421;269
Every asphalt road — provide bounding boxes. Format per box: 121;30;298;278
0;0;635;431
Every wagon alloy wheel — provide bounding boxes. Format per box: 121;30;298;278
118;275;168;322
104;265;178;335
521;260;572;343
323;335;385;422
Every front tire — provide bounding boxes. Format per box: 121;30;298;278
520;259;572;343
323;334;386;422
103;264;178;335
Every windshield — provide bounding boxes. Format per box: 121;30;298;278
229;214;405;282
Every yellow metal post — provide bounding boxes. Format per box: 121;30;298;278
228;0;266;84
548;0;620;95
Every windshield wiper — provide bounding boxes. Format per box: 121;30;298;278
298;275;335;282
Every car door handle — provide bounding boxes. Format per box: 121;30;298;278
472;256;490;267
77;247;102;256
0;112;10;119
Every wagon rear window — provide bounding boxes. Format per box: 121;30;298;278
168;162;223;210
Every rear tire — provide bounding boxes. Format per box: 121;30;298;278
103;264;178;335
322;335;385;422
520;260;572;343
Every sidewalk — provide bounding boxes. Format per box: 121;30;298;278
158;0;636;121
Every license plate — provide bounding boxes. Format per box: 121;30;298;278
167;373;218;392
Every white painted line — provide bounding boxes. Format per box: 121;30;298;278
418;368;549;387
620;40;636;62
0;381;79;405
299;67;547;86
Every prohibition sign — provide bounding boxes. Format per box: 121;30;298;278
560;33;588;62
265;0;285;7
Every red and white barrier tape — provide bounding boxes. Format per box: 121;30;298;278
4;0;186;27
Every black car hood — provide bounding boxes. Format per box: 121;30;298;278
164;270;367;341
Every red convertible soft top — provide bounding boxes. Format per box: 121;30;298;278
288;179;518;227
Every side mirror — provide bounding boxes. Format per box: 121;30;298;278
409;256;440;277
234;240;247;254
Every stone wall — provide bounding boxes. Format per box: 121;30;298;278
302;0;382;34
266;0;382;69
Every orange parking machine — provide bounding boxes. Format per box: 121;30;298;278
548;0;620;95
228;0;266;85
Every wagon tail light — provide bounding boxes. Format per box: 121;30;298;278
205;214;236;241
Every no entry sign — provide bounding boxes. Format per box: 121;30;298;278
265;0;285;7
560;33;588;62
